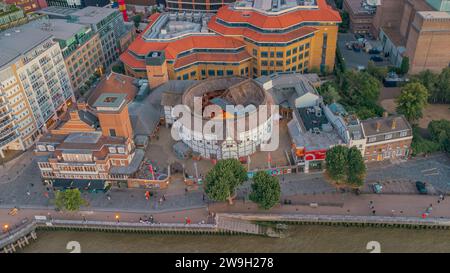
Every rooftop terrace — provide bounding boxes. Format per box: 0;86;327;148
143;12;213;41
233;0;318;13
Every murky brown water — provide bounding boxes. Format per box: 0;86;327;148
21;225;450;253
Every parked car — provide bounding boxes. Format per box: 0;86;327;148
416;181;428;194
368;49;381;54
370;56;383;62
372;183;383;194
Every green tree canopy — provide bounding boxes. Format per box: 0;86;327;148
340;71;380;107
366;61;388;81
318;82;341;104
346;146;367;187
132;14;142;28
428;120;450;153
204;159;247;204
249;171;281;210
54;189;87;211
396;82;429;123
325;145;348;182
399;57;410;75
326;146;366;187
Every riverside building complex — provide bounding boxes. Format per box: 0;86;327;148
120;0;341;88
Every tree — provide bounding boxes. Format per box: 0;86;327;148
428;120;450;153
318;82;341;104
112;62;125;74
204;159;247;204
132;14;142;28
412;70;439;103
366;61;388;81
346;147;366;187
341;71;380;106
54;189;87;211
437;68;450;103
249;171;281;210
399;57;410;75
396;82;429;123
325;146;348;182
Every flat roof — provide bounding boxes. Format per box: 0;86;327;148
87;72;138;107
70;6;117;25
0;21;54;68
93;93;127;108
344;0;377;15
233;0;318;13
37;6;79;17
417;11;450;19
64;132;102;144
36;19;88;41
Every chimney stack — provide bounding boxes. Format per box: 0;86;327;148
391;118;397;129
376;121;381;132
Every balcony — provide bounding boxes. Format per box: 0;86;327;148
0;116;13;130
0;109;12;119
0;125;18;140
0;128;19;148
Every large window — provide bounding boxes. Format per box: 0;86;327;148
261;52;268;58
276;52;283;58
217;70;224;76
208;70;215;76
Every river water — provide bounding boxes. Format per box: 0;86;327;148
21;225;450;253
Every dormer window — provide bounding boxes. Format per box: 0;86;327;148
109;147;117;153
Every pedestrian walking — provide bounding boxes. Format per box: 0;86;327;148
26;190;30;196
162;194;166;201
159;197;163;204
107;195;111;201
372;210;376;215
202;194;205;201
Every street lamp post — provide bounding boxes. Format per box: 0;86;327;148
115;214;120;223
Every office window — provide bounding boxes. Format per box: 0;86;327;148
226;70;233;76
286;50;291;57
270;52;274;58
276;60;283;67
261;52;268;58
299;45;304;51
190;71;196;77
276;52;283;58
286;59;291;65
177;76;181;80
305;51;310;57
299;53;304;60
293;47;298;54
252;49;257;56
269;60;274;66
305;42;310;49
261;60;268;66
201;70;206;76
208;70;215;76
183;74;189;80
292;56;297;63
217;70;223;76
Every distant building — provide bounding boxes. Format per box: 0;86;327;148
45;0;110;9
165;0;235;13
38;6;136;69
372;0;450;73
343;0;377;34
0;22;75;157
32;19;103;91
362;115;413;161
0;3;26;30
4;0;47;13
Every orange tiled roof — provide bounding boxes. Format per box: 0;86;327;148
215;0;341;29
119;51;146;69
208;16;318;43
173;50;252;69
127;35;246;60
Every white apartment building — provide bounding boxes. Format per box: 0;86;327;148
0;22;75;157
